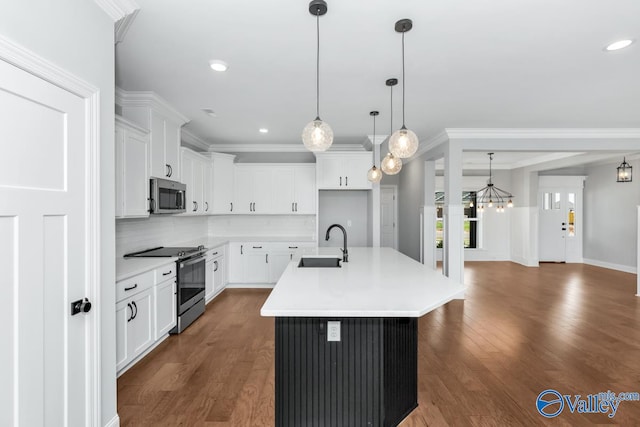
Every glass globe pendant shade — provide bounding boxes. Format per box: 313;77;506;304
389;126;419;158
302;118;333;152
367;165;383;183
381;153;402;175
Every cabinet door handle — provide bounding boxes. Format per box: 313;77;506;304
124;283;138;292
230;202;233;212
214;260;218;272
131;301;138;320
340;176;342;186
345;176;348;186
266;253;268;263
193;201;197;212
127;303;133;322
240;245;243;255
290;253;293;260
288;246;298;249
253;246;263;249
205;202;209;212
211;251;218;256
162;271;172;276
166;164;171;177
295;202;298;212
292;202;295;212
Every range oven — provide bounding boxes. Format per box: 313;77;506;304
150;178;186;214
124;245;206;334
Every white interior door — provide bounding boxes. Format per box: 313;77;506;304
539;190;578;262
0;58;94;426
381;186;397;249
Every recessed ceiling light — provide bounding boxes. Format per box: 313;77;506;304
209;60;228;72
604;39;634;51
259;128;269;133
202;108;217;117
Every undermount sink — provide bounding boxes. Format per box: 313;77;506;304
297;257;342;268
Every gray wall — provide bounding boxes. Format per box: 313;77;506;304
319;191;371;247
583;159;639;268
0;2;117;424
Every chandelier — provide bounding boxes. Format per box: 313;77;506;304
476;153;514;213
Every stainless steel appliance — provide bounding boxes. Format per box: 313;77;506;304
124;245;206;333
150;178;186;214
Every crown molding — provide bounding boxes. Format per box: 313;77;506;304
115;8;139;44
445;128;640;140
115;88;190;125
404;130;450;163
181;129;210;152
208;143;365;153
94;0;139;22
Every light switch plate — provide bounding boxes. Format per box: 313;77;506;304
327;321;341;342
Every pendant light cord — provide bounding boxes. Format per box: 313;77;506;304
489;153;493;185
316;10;320;119
390;84;393;133
401;31;406;127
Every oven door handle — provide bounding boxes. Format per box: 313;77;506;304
181;256;205;267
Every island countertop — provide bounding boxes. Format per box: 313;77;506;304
260;247;465;317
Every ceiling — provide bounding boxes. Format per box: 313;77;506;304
116;0;640;150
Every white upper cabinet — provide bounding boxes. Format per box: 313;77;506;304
234;165;273;214
207;153;236;214
180;147;212;216
316;152;372;190
116;89;189;183
272;165;316;214
115;116;150;218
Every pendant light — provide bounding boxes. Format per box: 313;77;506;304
302;0;334;152
367;111;383;183
382;78;402;175
388;19;419;159
616;157;632;182
475;153;514;212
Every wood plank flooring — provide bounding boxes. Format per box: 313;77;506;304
117;262;640;426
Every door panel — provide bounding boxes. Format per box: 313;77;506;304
0;59;91;426
539;191;566;262
273;168;295;213
381;188;396;248
294;167;316;214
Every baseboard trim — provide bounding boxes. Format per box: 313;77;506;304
226;283;275;289
117;333;170;378
453;289;465;300
104;414;120;427
583;258;637;274
510;256;539;267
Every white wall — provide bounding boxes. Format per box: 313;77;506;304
209;215;316;239
116;216;209;257
319;191;371;247
0;2;117;424
583;159;639;272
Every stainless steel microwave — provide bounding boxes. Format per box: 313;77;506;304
150;178;186;214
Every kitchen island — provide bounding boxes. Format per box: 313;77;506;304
261;247;465;427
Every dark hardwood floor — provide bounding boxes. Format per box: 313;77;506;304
117;262;640;426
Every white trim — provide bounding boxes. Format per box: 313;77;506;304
115;88;190;125
225;283;275;289
445;128;640;140
181;129;211;151
0;35;103;426
583;258;637;274
406;130;449;163
93;0;139;22
210;143;366;153
115;114;148;134
104;414;120;427
637;207;640;297
114;8;139;44
380;185;398;250
367;135;388;146
511;256;539;267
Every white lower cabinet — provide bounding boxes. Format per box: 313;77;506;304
227;241;316;284
155;279;177;340
116;262;177;375
205;247;227;303
116;287;155;373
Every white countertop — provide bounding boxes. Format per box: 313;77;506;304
260;247;465;318
116;256;178;282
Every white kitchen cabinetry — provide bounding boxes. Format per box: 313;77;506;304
116;262;177;375
116;89;189;182
316;152;372;190
205;245;226;303
181;148;212;215
207;153;236;214
234;166;273;214
115;116;150;218
227;241;316;284
272;165;316;214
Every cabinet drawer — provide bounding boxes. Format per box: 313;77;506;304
269;242;316;252
117;270;154;303
206;245;226;261
243;242;271;253
154;263;176;282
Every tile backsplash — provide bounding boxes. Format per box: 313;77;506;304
116;216;208;257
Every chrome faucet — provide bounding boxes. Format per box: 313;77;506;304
325;224;348;263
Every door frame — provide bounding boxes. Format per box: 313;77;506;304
0;34;102;425
381;185;399;250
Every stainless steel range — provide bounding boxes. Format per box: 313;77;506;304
125;245;207;334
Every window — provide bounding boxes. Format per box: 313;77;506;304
435;191;478;249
